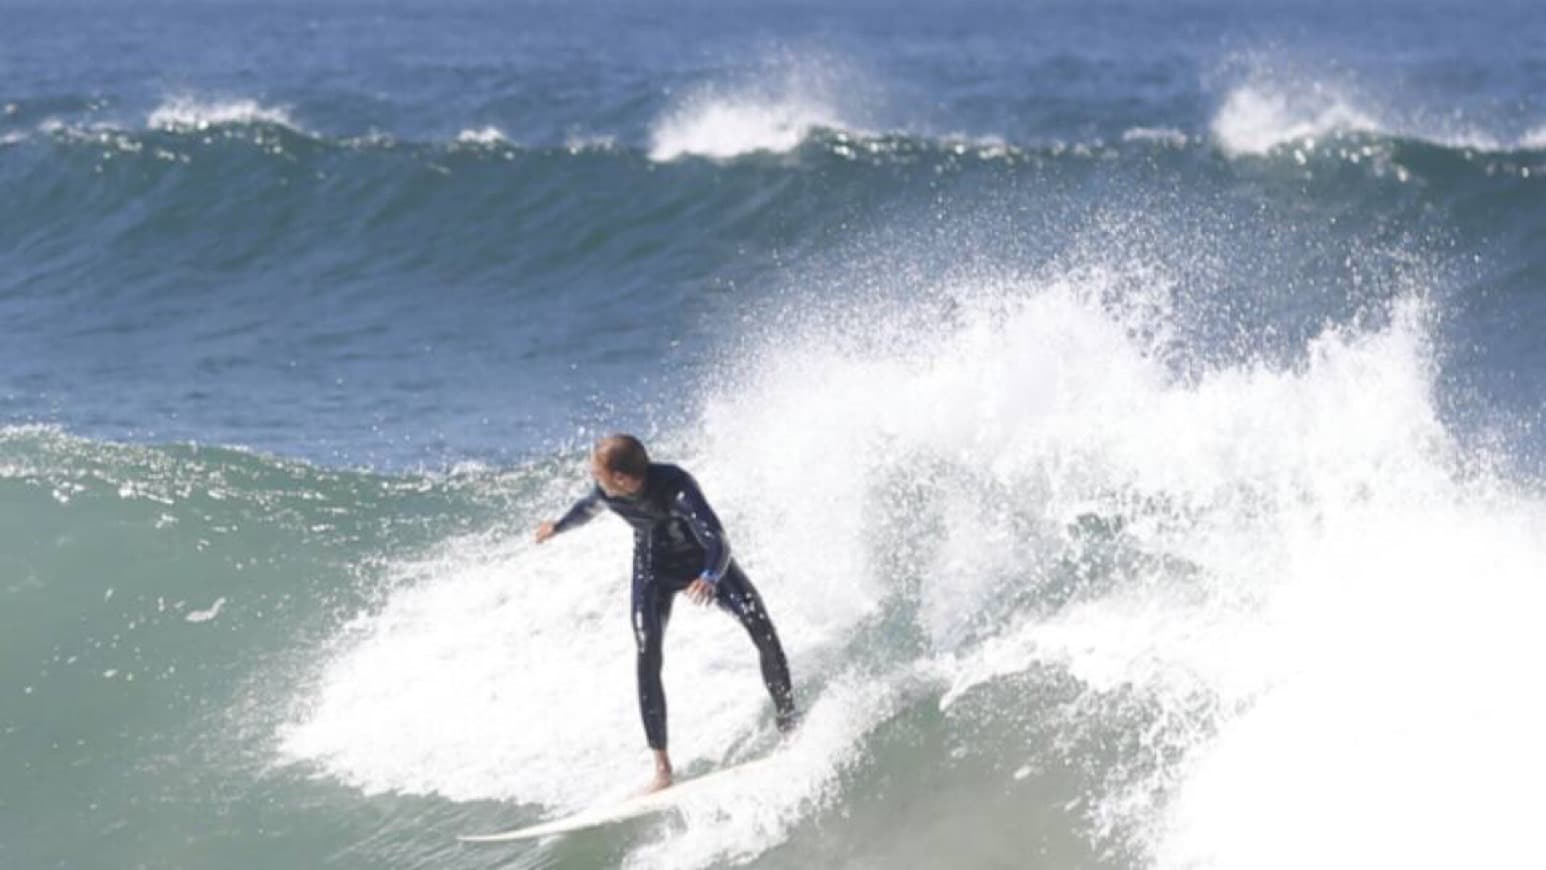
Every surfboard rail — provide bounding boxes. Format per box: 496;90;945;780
458;756;775;843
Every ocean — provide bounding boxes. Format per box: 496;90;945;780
4;0;1545;867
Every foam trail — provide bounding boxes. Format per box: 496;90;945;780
278;525;647;809
624;672;904;870
184;597;226;623
277;457;878;814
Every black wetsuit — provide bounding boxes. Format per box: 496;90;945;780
553;463;796;750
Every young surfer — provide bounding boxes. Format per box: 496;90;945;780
535;434;798;792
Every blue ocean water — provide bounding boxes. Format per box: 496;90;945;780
4;1;1546;868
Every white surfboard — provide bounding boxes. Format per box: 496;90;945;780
458;756;775;843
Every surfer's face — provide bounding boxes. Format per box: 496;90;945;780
591;456;644;498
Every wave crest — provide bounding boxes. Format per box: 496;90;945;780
1212;79;1545;157
648;55;869;162
455;125;508;145
649;90;848;161
1212;83;1379;156
147;96;299;132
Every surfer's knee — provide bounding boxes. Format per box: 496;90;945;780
635;627;666;678
636;637;663;670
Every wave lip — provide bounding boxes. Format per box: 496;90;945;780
647;54;870;162
649;89;849;161
146;96;300;132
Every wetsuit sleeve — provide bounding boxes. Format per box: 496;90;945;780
552;486;605;533
671;474;732;582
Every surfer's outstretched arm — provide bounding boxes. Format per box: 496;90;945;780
536;486;605;542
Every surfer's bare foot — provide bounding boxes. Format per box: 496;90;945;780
643;749;673;794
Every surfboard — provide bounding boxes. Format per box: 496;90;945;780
457;756;775;843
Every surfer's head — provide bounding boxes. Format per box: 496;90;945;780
591;434;649;497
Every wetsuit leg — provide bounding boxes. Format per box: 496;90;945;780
633;553;675;750
714;561;797;727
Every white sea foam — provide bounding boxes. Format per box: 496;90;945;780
563;132;617;153
185;597;226;623
277;474;871;813
37;117;119;139
1522;124;1546;150
279;527;634;808
277;265;910;865
455;125;507;145
1213;78;1541;156
624;672;904;869
650;91;844;161
648;57;867;161
702;234;1546;867
934;132;1016;160
280;214;1546;867
846;280;1546;866
147;96;298;132
1122;126;1191;147
1212;82;1381;156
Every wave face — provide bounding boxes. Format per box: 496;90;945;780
6;1;1546;869
4;110;1542;473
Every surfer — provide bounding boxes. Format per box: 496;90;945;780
535;434;798;793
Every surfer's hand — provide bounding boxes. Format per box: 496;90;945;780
686;577;716;605
535;521;556;543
